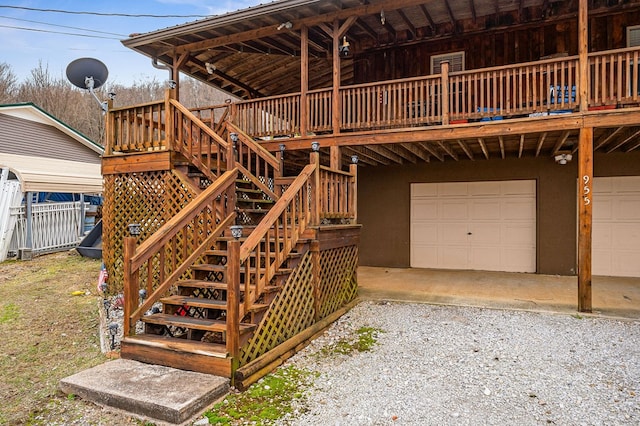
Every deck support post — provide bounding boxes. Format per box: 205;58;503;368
310;150;321;226
123;236;138;336
311;240;321;322
441;61;450;125
164;89;176;150
226;239;241;368
332;19;341;135
330;146;342;169
577;126;593;313
300;25;309;137
349;162;358;223
578;0;589;112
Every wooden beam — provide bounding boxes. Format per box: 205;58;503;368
300;26;309;137
367;144;404;163
578;0;589;112
419;4;436;30
397;9;416;38
535;132;548;157
498;135;505;159
443;0;457;26
551;130;572;155
518;134;525;158
477;138;489;159
401;143;430;162
172;0;430;54
469;0;477;23
457;140;474;160
419;142;444;162
606;128;640;153
350;146;392;165
594;127;624;150
332;19;341;135
577;127;593;313
437;141;459;161
386;144;417;163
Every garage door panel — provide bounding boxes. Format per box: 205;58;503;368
441;200;468;220
411;181;536;273
593;177;640;277
412;199;438;220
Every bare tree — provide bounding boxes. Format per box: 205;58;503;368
0;62;18;104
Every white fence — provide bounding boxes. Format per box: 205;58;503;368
0;171;22;262
9;201;86;256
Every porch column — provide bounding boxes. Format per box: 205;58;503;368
331;19;343;169
578;0;589;112
577;126;593;312
300;25;309;137
25;191;33;250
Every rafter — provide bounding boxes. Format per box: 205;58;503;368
419;4;436;29
386;143;417;163
418;142;444;162
190;57;262;98
498;135;505;159
443;0;457;27
477;138;489;159
347;146;391;165
367;144;404;164
606;128;640;153
594;127;624;150
437;141;459;161
457;140;474;160
519;134;525;158
397;9;416;38
469;0;477;23
535;132;548;157
551;130;571;155
401;143;430;162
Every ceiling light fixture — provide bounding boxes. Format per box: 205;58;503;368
277;21;292;30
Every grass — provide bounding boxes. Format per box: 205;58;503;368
204;365;315;425
0;251;137;425
320;326;384;357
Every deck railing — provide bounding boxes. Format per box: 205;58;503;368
228;46;640;139
318;165;357;222
190;102;231;134
122;169;238;336
106;99;166;155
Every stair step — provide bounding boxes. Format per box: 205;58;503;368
205;249;303;259
191;264;293;275
122;334;228;358
236;187;263;194
159;295;228;310
142;313;256;334
237;198;275;205
177;279;280;294
248;303;269;313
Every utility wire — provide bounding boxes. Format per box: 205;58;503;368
0;24;121;39
0;5;210;18
0;15;128;37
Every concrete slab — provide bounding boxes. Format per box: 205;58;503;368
358;267;640;319
59;359;229;425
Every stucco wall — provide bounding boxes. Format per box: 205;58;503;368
358;151;640;276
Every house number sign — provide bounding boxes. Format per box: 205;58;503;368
582;175;591;206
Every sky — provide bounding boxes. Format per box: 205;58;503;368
0;0;262;86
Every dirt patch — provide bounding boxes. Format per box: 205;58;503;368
0;251;140;425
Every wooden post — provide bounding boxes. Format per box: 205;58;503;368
300;25;309;137
330;146;342;170
349;162;358;223
578;127;593;313
25;192;33;250
311;240;321;322
226;239;241;364
164;88;176;151
310;150;321;226
104;98;114;156
441;61;450;125
332;19;341;135
275;149;285;197
123;236;138;336
578;0;589;112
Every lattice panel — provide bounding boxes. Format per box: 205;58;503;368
239;252;316;366
318;245;358;319
102;170;197;293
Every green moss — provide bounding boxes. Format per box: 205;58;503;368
204;365;313;425
320;326;384;357
0;303;19;323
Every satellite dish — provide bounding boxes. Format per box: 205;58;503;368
66;57;109;89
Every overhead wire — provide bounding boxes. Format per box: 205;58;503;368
0;24;121;40
0;5;211;18
0;14;128;37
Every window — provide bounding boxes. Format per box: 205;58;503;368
430;51;465;74
627;25;640;47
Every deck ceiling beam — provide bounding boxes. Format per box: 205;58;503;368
519;134;525;158
189;57;262;98
437;141;459;161
419;4;436;30
386;143;417;163
172;0;431;55
594;126;624;150
443;0;458;30
397;9;416;38
401;143;430;162
366;144;404;164
498;135;505;159
477;138;489;159
606;127;640;153
419;142;445;162
535;132;548;157
352;146;393;165
469;0;477;23
457;140;474;160
551;130;571;155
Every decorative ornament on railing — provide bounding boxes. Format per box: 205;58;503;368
127;223;141;237
230;225;244;240
351;155;359;164
311;141;320;152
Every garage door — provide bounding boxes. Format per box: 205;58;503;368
411;180;536;272
593;176;640;277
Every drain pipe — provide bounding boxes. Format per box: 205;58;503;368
152;57;174;84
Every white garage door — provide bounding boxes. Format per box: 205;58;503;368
411;180;536;272
593;176;640;277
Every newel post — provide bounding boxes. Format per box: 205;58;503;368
440;61;450;125
310;142;321;226
123;236;138;336
349;155;358;223
104;97;114;155
275;144;285;197
226;238;241;367
164;88;176;151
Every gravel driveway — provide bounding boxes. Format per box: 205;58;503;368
282;301;640;425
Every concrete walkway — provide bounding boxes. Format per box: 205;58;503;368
357;266;640;319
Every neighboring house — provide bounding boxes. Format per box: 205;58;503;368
0;103;104;260
98;0;640;384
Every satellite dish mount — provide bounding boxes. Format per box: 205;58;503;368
66;58;110;112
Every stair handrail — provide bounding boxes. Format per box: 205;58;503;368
225;122;281;201
236;162;316;314
123;168;239;335
169;99;231;183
